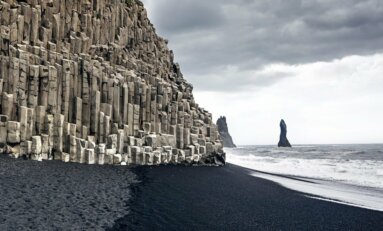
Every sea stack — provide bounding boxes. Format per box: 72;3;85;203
217;116;236;148
0;0;225;166
278;119;292;147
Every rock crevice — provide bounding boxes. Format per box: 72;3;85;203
0;0;224;166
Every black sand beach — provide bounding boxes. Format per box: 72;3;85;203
0;156;137;230
1;156;383;230
111;164;383;230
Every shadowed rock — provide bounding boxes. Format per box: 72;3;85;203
217;116;236;148
278;119;292;147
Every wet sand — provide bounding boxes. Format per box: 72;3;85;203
111;164;383;230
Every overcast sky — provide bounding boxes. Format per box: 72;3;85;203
141;0;383;145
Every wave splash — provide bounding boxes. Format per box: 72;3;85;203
226;144;383;211
226;144;383;189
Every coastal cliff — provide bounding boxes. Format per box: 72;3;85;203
217;116;236;148
0;0;224;166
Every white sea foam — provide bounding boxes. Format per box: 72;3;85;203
250;172;383;212
227;150;383;189
226;144;383;211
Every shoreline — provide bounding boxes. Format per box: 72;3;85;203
111;163;383;230
1;155;382;230
248;169;383;212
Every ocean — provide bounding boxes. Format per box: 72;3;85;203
226;144;383;211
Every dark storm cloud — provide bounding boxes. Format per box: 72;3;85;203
142;0;383;91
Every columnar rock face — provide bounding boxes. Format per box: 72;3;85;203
217;116;236;148
278;119;291;147
0;0;225;166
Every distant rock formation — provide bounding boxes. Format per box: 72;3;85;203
217;116;236;148
278;119;292;147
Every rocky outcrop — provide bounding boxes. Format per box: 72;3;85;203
217;116;236;148
0;0;224;166
278;119;291;147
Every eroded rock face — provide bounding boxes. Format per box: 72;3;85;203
0;0;224;166
278;119;292;147
217;116;236;148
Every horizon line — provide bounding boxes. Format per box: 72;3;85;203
228;143;383;147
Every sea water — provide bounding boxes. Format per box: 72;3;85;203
226;144;383;211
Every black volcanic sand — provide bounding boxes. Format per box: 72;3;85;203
1;157;383;231
0;155;137;230
111;164;383;230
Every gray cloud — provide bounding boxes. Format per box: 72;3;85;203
142;0;383;91
147;0;226;33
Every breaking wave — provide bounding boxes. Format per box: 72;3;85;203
226;144;383;189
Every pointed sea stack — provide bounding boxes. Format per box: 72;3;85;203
217;116;236;148
278;119;292;147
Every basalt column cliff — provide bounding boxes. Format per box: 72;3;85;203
0;0;225;166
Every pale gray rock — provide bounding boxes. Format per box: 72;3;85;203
107;134;118;150
31;136;42;161
7;121;20;144
113;154;122;165
0;0;225;167
85;149;95;164
62;153;70;163
104;154;114;165
0;115;8;144
41;134;50;160
145;134;157;148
